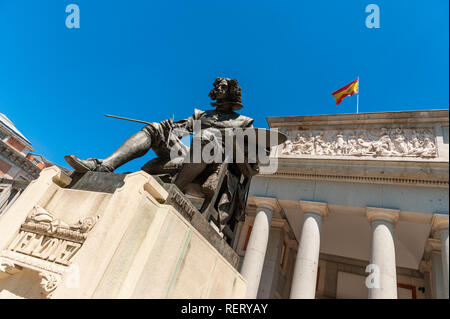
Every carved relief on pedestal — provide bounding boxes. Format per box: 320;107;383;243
0;205;99;298
39;272;61;298
0;257;22;277
280;128;437;158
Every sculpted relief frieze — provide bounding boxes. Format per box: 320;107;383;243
280;128;437;158
0;205;99;297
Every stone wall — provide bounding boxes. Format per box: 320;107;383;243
0;167;246;299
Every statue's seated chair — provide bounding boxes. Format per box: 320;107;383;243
141;155;257;244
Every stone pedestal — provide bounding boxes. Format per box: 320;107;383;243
0;167;246;299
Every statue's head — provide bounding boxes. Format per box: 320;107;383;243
209;77;243;111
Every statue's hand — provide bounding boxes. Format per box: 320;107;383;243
170;118;193;138
160;118;174;129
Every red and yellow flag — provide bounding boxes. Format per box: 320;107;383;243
332;78;359;105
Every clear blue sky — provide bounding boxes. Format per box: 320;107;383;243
0;0;448;173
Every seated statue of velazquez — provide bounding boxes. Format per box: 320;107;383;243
65;77;259;230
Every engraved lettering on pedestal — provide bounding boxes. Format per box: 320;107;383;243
31;237;61;260
14;232;38;255
166;188;198;221
0;205;99;297
55;241;81;265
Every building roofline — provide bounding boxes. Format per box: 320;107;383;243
0;113;32;147
266;109;449;128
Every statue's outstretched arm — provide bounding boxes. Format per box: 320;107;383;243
170;115;194;138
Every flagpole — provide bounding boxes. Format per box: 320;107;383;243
357;93;359;114
356;76;359;114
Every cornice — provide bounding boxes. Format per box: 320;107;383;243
0;140;40;178
258;160;449;188
267;109;449;128
0;125;32;149
264;171;448;188
0;178;30;190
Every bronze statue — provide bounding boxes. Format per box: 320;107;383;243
65;78;286;239
65;78;268;234
65;77;254;187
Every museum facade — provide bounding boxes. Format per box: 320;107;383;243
234;109;449;299
0;109;448;299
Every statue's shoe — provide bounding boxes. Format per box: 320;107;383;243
64;155;103;172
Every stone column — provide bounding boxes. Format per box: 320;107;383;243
0;185;12;213
366;207;400;299
241;197;280;299
432;214;449;299
426;238;445;299
432;252;445;298
1;188;22;216
290;201;328;299
257;227;284;298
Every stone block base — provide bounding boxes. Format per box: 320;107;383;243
0;167;246;299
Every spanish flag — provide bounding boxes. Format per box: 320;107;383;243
332;78;359;105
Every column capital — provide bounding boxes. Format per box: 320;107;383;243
419;259;432;273
299;200;329;218
366;207;400;225
425;238;441;253
245;216;288;231
431;214;449;233
252;196;281;214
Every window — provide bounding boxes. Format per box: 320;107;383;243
397;283;416;299
0;130;7;140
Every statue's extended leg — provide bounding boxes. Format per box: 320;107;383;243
101;130;152;171
65;126;156;172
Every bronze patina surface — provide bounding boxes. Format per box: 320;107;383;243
64;78;286;241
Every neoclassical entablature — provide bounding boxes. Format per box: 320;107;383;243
260;110;449;188
267;109;449;129
260;157;449;188
267;109;448;161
